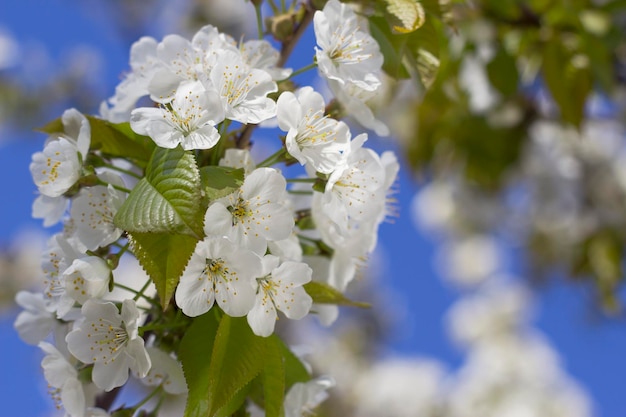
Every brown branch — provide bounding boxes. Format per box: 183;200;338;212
95;386;122;411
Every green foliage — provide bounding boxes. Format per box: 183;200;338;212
180;312;220;417
369;11;441;88
304;281;370;308
199;166;244;203
114;147;204;238
542;38;592;128
38;117;155;166
86;117;155;165
129;232;198;310
180;314;310;417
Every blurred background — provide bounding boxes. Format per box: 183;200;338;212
2;0;626;416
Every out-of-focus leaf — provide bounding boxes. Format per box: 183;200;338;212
542;38;591;127
486;47;519;97
384;0;426;33
369;15;440;88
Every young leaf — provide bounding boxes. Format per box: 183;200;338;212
114;147;204;238
261;336;286;417
304;282;370;308
128;232;198;310
206;316;268;417
86;117;155;164
180;312;220;417
200;166;245;203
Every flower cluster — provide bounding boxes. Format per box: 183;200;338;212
16;1;396;416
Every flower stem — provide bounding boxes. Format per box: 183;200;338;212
133;278;153;302
131;385;163;413
288;62;317;79
288;190;313;195
254;4;264;39
114;283;159;307
258;148;287;167
96;179;131;194
286;177;317;183
100;163;142;179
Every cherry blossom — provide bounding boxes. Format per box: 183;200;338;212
130;80;224;150
247;255;313;337
276;86;350;174
66;299;151;392
204;167;294;255
175;236;261;317
314;0;383;91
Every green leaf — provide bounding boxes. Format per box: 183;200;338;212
542;39;591;127
37;118;64;134
200;166;244;203
486;47;519;97
370;15;440;88
87;117;155;164
206;316;267;417
180;312;220;417
277;337;310;388
261;337;286;417
114;147;204;238
304;281;370;308
129;232;198;309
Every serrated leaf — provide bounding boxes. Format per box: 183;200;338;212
180;312;220;417
114;147;204;237
129;232;198;309
384;0;426;33
200;166;244;203
261;337;286;417
206;316;267;417
304;282;370;308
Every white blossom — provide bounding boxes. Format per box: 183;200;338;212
175;236;261;317
210;49;277;124
66;299;151;392
314;0;383;91
14;291;57;345
204;167;294;255
247;255;313;337
219;148;256;174
135;347;187;395
277;87;350;174
240;39;292;81
284;376;335;417
30;109;90;198
328;78;390;137
319;134;386;233
69;173;126;250
39;341;87;417
62;256;111;306
32;194;68;227
131;80;224;150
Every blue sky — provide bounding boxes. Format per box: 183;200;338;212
1;1;626;416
